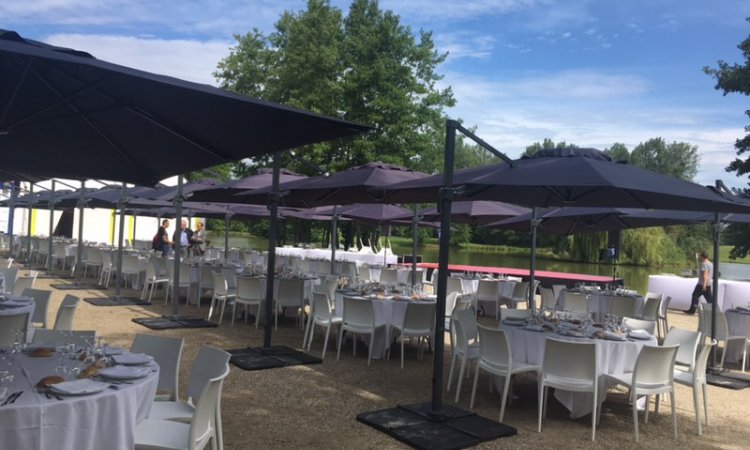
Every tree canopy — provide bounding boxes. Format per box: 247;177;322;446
214;0;455;175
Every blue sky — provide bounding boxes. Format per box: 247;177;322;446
4;0;750;187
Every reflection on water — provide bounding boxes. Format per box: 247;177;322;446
216;234;750;295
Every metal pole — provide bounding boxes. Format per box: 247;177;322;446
528;207;538;314
115;183;126;300
224;213;231;263
331;205;338;275
132;214;137;244
75;181;85;280
710;205;721;369
25;184;33;265
263;152;282;348
430;119;458;418
171;176;184;318
7;181;16;256
47;180;55;272
411;206;420;290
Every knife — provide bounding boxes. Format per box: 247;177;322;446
1;391;19;406
9;391;22;404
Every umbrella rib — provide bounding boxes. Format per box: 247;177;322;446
0;56;31;130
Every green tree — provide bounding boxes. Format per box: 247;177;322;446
604;142;630;163
522;138;576;158
214;0;455;175
629;138;699;181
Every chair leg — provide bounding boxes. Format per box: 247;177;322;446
447;354;457;393
230;302;238;327
500;373;511;422
693;383;702;436
469;366;481;409
367;331;374;367
400;339;405;369
336;326;344;361
207;295;216;321
307;323;315;351
671;391;677;439
455;356;468;403
591;388;597;442
321;325;331;360
538;385;546;432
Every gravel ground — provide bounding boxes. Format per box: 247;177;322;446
26;271;750;449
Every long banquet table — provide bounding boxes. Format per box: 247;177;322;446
0;350;159;450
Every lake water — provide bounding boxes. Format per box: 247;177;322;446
214;234;750;294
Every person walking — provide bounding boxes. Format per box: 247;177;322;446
684;250;713;315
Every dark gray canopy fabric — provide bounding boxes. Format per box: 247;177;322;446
236;162;429;207
387;148;750;213
0;29;369;185
419;200;530;225
489;206;750;234
188;168;307;203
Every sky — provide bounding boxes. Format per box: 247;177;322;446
4;0;750;188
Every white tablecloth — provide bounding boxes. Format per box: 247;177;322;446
558;290;644;321
647;274;732;311
275;247;397;265
499;324;656;418
0;352;159;450
334;291;434;359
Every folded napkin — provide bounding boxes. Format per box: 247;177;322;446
99;365;152;380
604;331;627;341
112;353;152;365
628;329;651;339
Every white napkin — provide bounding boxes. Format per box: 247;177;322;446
99;366;151;380
628;329;651;339
112;353;152;365
604;331;627;341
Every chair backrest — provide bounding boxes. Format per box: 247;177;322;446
190;365;230;450
631;345;678;391
540;287;556;310
406;269;423;286
186;346;232;401
22;288;52;328
511;282;528;299
211;271;229;296
380;268;398;285
122;254;140;273
641;293;662;321
276;278;305;307
152;257;168;277
0;267;18;293
693;339;717;384
476;279;499;300
145;258;158;279
131;334;184;401
542;338;597;382
100;251;112;268
316;279;338;302
312;291;334;321
237;276;263;301
342;296;375;328
623;316;656;334
0;312;30;346
13;276;35;296
658;295;672;319
477;325;511;370
53;294;79;331
200;266;216;289
608;295;638;318
358;265;372;282
318;260;332;276
552;284;566;303
446;277;463;295
663;327;701;370
452;309;478;352
402;301;436;333
445;291;459;317
561;291;588;313
221;267;237;290
31;329;96;347
699;304;730;339
500;308;531;322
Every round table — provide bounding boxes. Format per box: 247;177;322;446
0;350;159;450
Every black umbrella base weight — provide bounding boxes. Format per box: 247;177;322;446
50;283;102;290
357;402;516;450
85;297;151;306
132;316;218;330
227;346;322;371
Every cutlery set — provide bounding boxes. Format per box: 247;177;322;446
1;391;23;406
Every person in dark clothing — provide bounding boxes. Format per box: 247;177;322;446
684;250;713;315
156;219;174;257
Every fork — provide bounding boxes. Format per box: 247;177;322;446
1;391;19;406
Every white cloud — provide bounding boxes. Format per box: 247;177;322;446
381;0;541;21
436;32;496;60
44;33;231;85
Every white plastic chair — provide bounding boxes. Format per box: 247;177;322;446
444;291;461;354
12;275;36;296
639;293;663;322
146;346;231;450
31;329;95;347
197;265;216;305
447;309;480;403
608;295;638;318
306;292;342;359
657;296;672;342
623;316;656;335
0;312;30;346
274;278;305;330
207;271;236;324
538;339;598;441
336;296;384;366
22;288;52;328
81;247;103;279
539;286;557;312
674;339;716;436
99;251;113;287
358;265;373;282
560;291;588;315
470;325;539;421
135;365;230;450
142;258;169;302
604;345;679;442
53;294;79;331
476;279;501;318
551;285;566;305
663;327;702;372
234;276;263;328
699;304;748;370
131;334;184;401
0;267;18;294
379;268;399;286
446;276;464;296
390;301;436;369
